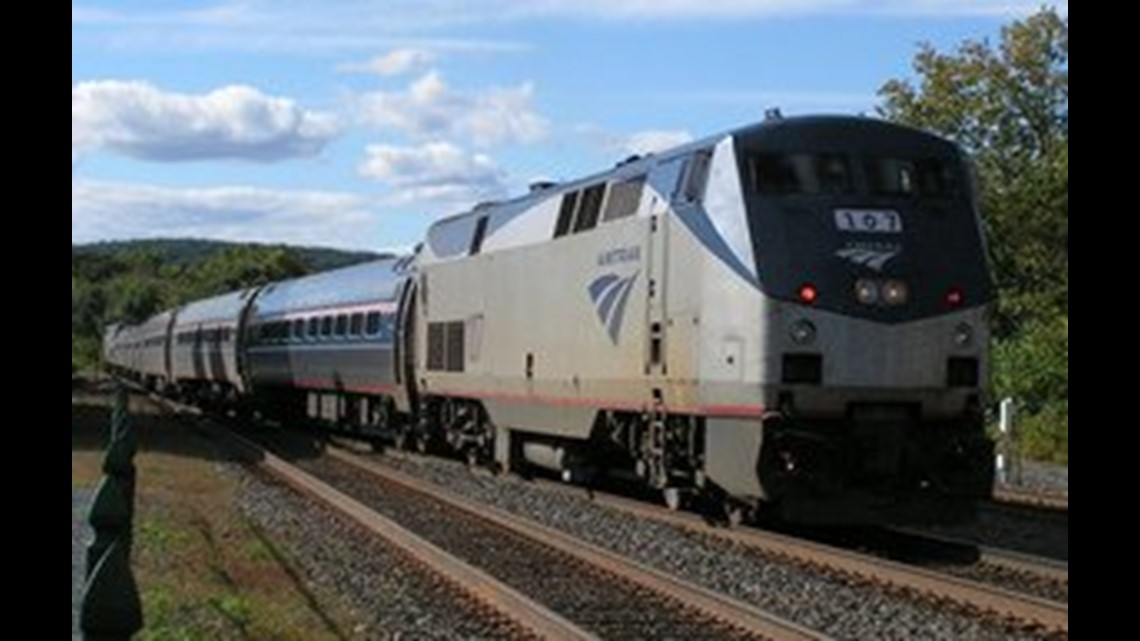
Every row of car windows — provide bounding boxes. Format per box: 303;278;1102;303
251;311;396;345
176;328;234;345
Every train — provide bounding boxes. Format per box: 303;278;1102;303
104;115;995;525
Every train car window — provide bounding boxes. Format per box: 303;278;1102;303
321;316;333;338
573;183;606;232
470;216;489;255
292;319;304;340
366;312;381;335
680;150;712;203
554;191;579;238
603;175;645;222
307;317;319;339
350;313;363;336
335;314;348;337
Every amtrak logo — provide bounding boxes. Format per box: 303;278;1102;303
835;243;900;272
588;271;639;343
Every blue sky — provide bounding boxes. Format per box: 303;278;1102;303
72;1;1066;252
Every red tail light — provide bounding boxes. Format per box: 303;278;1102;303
798;283;818;304
946;287;963;307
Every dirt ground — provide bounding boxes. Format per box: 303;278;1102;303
72;381;356;641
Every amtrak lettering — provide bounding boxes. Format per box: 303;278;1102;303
597;246;641;267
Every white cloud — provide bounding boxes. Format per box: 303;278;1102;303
614;130;694;155
357;71;548;147
338;48;437;76
72;179;378;250
359;142;508;206
72;81;338;163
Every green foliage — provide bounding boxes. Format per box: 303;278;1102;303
70;239;378;374
992;317;1068;464
879;8;1068;462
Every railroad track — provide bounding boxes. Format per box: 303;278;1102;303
356;449;1068;636
134;388;1066;639
194;421;827;641
525;480;1066;633
992;486;1068;513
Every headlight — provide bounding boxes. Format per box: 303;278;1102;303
953;322;974;348
790;319;816;345
882;280;908;305
854;279;879;305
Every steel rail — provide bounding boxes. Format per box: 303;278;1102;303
327;446;828;641
992;487;1069;513
521;475;1069;633
217;430;598;641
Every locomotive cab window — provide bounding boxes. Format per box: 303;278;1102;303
749;153;852;195
865;157;954;197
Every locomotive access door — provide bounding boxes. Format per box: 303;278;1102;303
646;194;670;377
394;280;419;413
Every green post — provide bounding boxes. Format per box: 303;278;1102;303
81;382;143;640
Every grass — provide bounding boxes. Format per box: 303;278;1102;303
73;386;353;641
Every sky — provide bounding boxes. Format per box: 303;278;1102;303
71;1;1066;253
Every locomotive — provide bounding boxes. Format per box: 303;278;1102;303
105;115;995;524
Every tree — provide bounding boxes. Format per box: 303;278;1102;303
186;245;308;299
878;8;1068;462
878;8;1068;337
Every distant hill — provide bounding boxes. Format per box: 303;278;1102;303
73;238;387;272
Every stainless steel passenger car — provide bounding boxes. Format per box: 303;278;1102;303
244;257;415;429
130;310;177;391
169;289;258;403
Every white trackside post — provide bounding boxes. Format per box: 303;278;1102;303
997;397;1018;485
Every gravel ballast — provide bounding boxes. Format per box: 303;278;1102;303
235;468;537;641
997;460;1069;498
365;450;1062;641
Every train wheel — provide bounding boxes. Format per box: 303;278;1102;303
413;431;429;454
393;425;408;451
721;500;746;527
